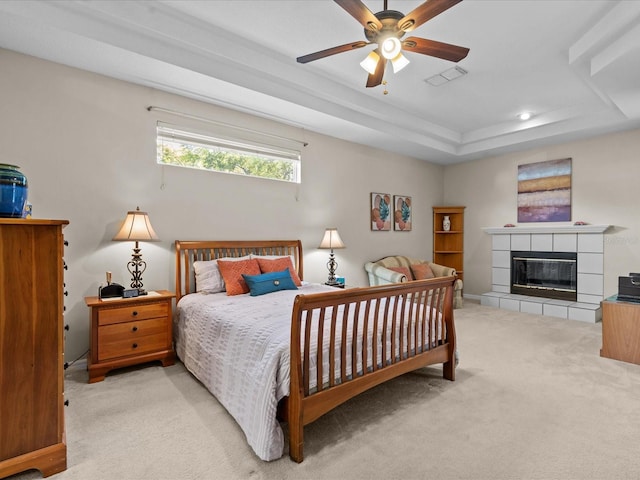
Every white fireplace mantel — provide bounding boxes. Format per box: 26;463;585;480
483;225;611;235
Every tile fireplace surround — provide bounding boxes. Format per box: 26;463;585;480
481;225;611;323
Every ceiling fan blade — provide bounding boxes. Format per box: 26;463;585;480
398;0;462;33
366;52;385;88
334;0;383;32
402;37;469;62
297;41;368;64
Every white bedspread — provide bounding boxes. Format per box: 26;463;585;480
175;284;335;461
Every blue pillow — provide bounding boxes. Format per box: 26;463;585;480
242;268;298;296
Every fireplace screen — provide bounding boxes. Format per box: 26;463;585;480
511;251;577;301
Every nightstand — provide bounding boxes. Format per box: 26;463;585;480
85;290;176;383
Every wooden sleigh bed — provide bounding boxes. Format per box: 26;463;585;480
174;239;457;463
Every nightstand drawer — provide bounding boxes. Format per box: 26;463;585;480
98;302;169;326
98;318;169;361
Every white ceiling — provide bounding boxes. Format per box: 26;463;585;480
1;0;640;164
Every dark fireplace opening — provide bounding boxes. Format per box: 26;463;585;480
511;251;577;301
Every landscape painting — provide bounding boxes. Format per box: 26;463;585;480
517;158;572;223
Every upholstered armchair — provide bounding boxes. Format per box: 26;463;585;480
364;255;463;308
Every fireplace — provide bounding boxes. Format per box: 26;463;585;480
511;251;577;301
481;224;610;323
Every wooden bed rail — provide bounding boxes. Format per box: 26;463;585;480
287;276;457;462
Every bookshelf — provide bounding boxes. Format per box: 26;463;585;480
433;206;465;283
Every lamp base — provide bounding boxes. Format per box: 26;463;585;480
136;288;148;296
325;281;344;288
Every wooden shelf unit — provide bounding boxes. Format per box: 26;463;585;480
433;206;465;283
0;219;69;478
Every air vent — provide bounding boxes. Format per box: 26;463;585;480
425;66;467;86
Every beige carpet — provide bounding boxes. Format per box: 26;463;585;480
10;301;640;480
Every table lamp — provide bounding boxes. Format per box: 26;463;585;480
318;228;346;286
112;206;159;295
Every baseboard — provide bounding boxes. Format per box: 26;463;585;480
464;293;481;301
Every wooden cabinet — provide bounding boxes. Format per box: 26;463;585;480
601;297;640;365
85;290;175;383
433;206;465;283
0;219;68;478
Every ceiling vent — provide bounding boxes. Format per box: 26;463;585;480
425;66;467;86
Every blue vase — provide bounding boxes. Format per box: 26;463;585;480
0;164;28;218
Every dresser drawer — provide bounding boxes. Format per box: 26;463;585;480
98;302;169;326
98;318;169;361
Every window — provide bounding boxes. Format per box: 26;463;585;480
156;123;301;183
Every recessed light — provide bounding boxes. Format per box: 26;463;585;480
518;112;532;121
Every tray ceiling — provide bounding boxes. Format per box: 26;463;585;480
1;0;639;164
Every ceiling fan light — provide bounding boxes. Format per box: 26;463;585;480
360;51;380;75
391;53;410;73
380;37;402;60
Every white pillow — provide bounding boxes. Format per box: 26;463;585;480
193;255;251;293
193;260;224;293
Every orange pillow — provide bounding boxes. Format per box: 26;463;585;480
389;266;413;281
255;257;302;286
217;258;261;296
411;263;435;280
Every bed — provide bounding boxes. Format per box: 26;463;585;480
174;239;457;462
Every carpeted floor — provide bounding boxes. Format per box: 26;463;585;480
10;301;640;480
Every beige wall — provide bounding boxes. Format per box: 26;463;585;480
443;129;640;299
0;49;444;360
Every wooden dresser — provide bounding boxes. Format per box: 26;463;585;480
0;219;68;478
85;290;175;383
601;296;640;365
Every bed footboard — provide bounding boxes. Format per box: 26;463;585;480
287;276;457;462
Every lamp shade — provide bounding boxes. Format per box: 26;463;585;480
380;37;401;60
318;228;345;250
391;53;410;73
360;50;380;75
112;207;159;242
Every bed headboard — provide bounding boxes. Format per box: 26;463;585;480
174;240;303;301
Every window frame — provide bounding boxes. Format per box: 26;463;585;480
156;122;302;184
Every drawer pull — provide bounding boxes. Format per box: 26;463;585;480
132;311;138;317
132;343;138;349
132;326;138;332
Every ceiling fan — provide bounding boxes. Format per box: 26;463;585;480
296;0;469;88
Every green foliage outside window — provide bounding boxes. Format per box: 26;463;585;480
159;142;298;183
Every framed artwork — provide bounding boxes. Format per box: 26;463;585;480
393;195;412;231
518;158;572;223
371;192;391;231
